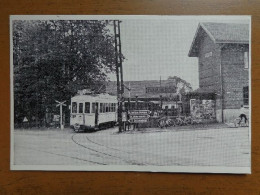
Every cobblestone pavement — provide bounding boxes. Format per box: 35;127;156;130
13;125;250;167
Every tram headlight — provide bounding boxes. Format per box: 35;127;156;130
70;114;76;118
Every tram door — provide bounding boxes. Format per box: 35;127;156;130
95;102;99;126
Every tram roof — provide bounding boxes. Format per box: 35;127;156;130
71;93;117;102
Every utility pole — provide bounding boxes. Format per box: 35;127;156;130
114;20;124;132
118;21;124;95
160;76;163;109
128;82;131;110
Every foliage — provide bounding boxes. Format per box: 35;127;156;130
167;76;193;94
13;20;118;125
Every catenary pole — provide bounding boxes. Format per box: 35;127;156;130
114;20;123;132
118;21;124;95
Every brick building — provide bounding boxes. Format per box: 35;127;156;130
188;22;249;122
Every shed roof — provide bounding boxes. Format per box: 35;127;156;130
188;22;249;57
191;88;216;94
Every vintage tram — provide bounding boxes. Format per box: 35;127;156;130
70;93;118;132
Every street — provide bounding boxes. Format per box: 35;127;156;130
13;125;250;167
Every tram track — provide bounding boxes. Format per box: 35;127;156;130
84;134;132;154
71;134;147;165
18;145;107;165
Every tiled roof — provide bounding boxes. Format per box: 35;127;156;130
202;23;249;43
105;80;188;99
191;88;216;94
106;80;176;98
188;22;249;57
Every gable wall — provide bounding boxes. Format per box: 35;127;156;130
198;30;222;94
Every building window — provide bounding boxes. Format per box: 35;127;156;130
243;86;249;105
85;102;90;113
79;103;83;113
244;52;249;69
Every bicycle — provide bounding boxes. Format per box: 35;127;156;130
233;117;249;127
175;116;185;126
158;117;175;128
182;116;193;125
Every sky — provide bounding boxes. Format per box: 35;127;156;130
108;16;250;90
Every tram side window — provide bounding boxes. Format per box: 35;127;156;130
104;103;107;112
85;102;90;113
113;103;115;112
100;103;103;113
92;103;96;113
72;102;77;113
79;103;83;113
108;103;111;112
103;103;106;113
102;103;106;113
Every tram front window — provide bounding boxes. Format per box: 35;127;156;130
72;102;77;113
79;103;83;113
85;102;90;113
92;103;96;113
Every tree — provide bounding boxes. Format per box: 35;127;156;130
12;20;119;126
167;76;193;94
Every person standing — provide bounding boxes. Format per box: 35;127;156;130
45;108;52;128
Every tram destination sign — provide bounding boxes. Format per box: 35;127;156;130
129;110;150;123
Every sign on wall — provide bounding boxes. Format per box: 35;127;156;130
190;99;216;120
146;86;177;93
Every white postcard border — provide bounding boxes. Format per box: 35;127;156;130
10;15;252;174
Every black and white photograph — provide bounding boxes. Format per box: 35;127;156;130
10;15;251;173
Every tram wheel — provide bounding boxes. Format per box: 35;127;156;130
111;122;115;127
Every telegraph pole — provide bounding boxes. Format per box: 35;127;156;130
114;20;124;132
